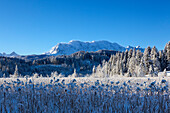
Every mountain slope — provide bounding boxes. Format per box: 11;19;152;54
45;40;144;55
0;52;19;57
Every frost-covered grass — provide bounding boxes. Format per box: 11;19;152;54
0;77;169;113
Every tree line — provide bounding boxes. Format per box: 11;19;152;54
94;42;170;77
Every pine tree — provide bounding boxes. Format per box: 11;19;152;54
128;50;137;77
136;58;145;77
159;50;166;71
136;50;143;66
127;49;133;70
122;50;128;73
163;68;167;77
132;48;136;57
115;57;120;75
72;68;77;77
14;65;19;77
95;64;102;77
143;46;151;74
120;53;124;75
92;65;96;74
149;64;154;77
164;41;170;70
150;46;160;76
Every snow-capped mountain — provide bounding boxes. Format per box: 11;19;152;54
45;40;145;55
0;52;19;57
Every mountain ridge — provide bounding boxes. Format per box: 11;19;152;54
0;52;19;57
45;40;145;55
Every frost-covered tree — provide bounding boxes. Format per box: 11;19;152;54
127;49;133;69
132;48;136;57
120;53;124;75
143;46;151;74
164;41;170;70
33;73;39;78
122;50;128;72
159;50;166;71
93;42;170;78
14;65;19;77
115;53;121;75
136;58;145;77
72;68;77;77
149;64;154;77
150;46;160;76
95;64;103;77
92;65;96;73
163;68;167;77
128;50;137;77
136;50;143;66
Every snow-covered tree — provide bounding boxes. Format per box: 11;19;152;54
143;46;151;74
92;65;96;73
128;50;137;77
72;68;77;77
95;64;103;77
127;49;133;69
122;50;128;72
162;68;167;77
115;54;121;75
14;65;19;77
149;64;154;77
164;41;170;70
136;58;145;77
159;50;166;71
136;49;143;66
150;46;160;76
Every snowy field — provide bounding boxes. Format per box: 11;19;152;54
0;77;169;113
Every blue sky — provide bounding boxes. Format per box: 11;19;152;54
0;0;169;55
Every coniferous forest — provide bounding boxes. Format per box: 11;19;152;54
0;42;169;78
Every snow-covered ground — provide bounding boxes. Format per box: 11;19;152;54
0;77;169;112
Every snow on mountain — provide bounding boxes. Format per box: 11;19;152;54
45;40;145;55
0;52;19;57
126;45;144;52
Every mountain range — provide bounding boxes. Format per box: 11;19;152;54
45;40;145;55
0;40;145;57
0;52;19;57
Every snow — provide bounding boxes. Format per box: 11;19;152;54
45;40;145;55
0;76;169;112
166;71;170;77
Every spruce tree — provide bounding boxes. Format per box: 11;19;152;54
150;46;160;76
14;65;19;77
136;58;145;77
143;46;151;74
164;41;170;70
122;50;128;72
126;49;133;71
128;50;137;77
159;50;165;71
149;64;154;77
136;50;143;66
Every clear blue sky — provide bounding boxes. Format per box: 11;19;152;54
0;0;169;55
